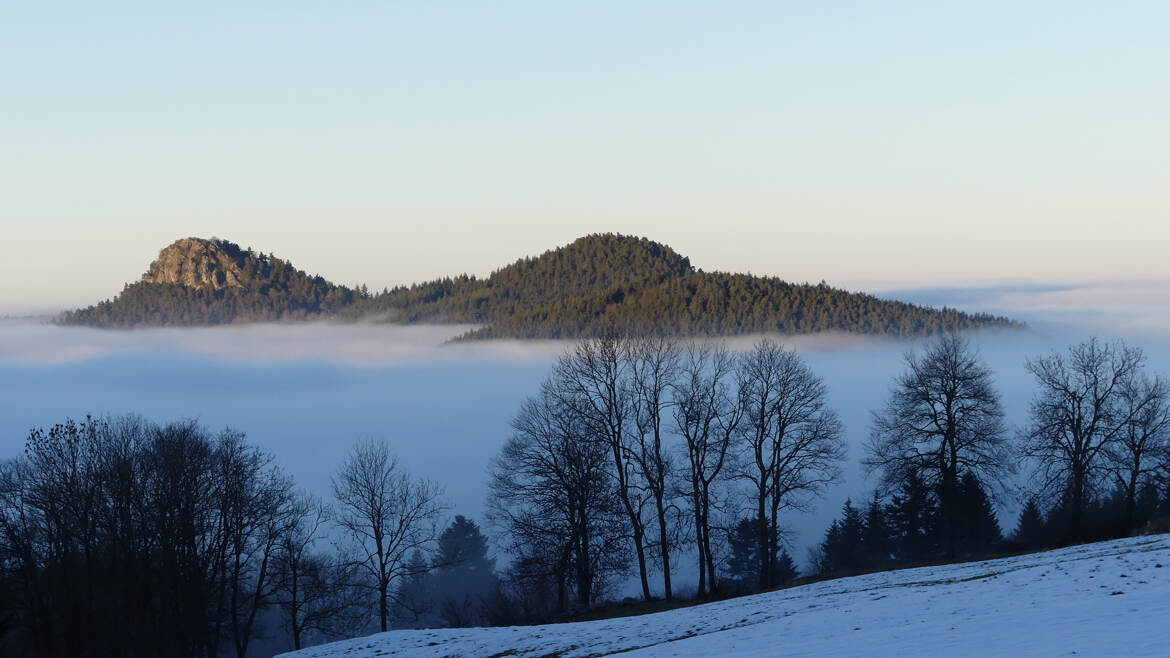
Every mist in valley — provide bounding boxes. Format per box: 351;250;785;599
3;281;1170;598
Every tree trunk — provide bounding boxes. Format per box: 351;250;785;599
756;489;769;589
379;579;389;632
1123;469;1139;532
615;451;652;600
633;525;651;600
768;496;781;589
576;503;592;607
695;524;707;597
557;540;573;613
1069;470;1085;543
656;495;672;600
692;481;706;597
701;483;717;593
942;466;957;559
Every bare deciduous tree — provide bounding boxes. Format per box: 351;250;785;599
866;333;1012;558
553;336;654;600
737;339;845;589
0;416;300;658
488;381;626;614
332;439;445;632
1022;337;1148;541
1108;373;1170;530
628;334;681;600
673;341;742;596
213;430;297;658
275;493;363;650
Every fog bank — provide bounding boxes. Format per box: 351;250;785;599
2;282;1169;587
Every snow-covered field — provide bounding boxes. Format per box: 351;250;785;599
281;533;1170;658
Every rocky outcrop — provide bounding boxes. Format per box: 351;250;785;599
142;238;246;290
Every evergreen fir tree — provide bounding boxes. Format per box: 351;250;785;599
725;517;760;587
1012;499;1047;550
886;472;940;564
394;550;433;627
955;472;1001;556
1134;484;1161;528
774;549;799;585
817;500;866;575
725;516;794;590
861;495;893;568
429;516;498;628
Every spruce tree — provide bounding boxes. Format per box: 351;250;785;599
861;495;893;568
1012;500;1046;550
955;472;1001;556
725;516;794;590
817;500;866;575
886;472;940;564
774;550;799;585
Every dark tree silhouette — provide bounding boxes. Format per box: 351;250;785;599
1107;373;1170;530
428;516;497;628
275;494;363;650
1022;338;1149;541
1012;499;1047;549
861;495;894;568
628;335;682;600
736;339;845;589
331;440;446;632
552;336;654;601
673;341;743;596
885;471;940;563
488;381;627;615
724;516;797;589
954;472;1002;556
0;415;301;658
815;499;866;575
867;333;1011;558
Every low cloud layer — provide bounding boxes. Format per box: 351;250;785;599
886;277;1170;337
0;320;570;367
2;280;1170;584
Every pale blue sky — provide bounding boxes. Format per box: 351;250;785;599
3;1;1168;313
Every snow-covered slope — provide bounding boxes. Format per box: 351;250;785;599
281;534;1170;658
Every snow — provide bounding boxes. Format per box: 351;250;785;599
280;534;1170;657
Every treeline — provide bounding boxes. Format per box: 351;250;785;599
340;234;695;325
457;272;1019;340
812;334;1170;577
0;417;305;656
0;418;473;656
350;234;1020;339
3;334;1168;656
60;233;1018;338
487;335;846;614
485;333;1170;618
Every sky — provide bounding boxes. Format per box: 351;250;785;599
3;1;1168;313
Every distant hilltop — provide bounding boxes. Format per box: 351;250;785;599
142;237;252;290
59;234;1021;339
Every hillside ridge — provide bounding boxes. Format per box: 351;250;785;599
59;233;1021;338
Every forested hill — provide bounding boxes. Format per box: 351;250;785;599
59;234;1021;337
60;238;360;327
341;234;1019;338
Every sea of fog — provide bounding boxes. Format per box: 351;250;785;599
2;280;1169;592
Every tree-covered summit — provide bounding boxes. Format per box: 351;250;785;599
60;237;359;327
59;233;1021;338
341;233;695;324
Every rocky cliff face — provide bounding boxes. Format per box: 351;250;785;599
142;238;246;290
